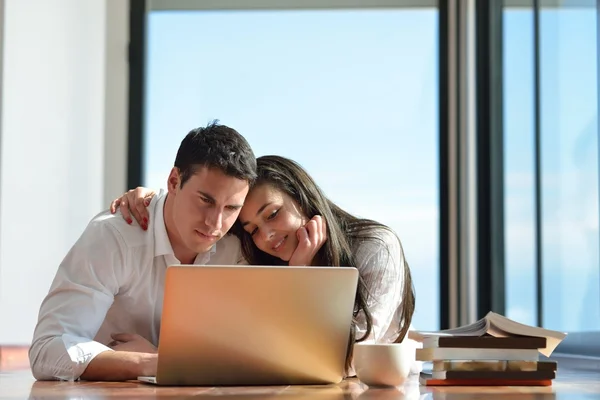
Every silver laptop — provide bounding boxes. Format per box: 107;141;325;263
138;265;358;386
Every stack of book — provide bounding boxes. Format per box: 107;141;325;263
414;312;567;386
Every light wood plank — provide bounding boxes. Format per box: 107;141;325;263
2;348;599;399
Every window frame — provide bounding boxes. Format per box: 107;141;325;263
128;0;447;329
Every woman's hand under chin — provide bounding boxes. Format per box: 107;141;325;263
288;215;327;266
110;187;157;229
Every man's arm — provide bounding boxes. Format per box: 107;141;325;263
29;218;154;381
80;351;157;381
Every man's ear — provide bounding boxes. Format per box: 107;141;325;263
167;167;180;194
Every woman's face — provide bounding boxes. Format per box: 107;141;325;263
238;184;308;261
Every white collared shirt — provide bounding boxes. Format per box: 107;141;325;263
29;190;246;381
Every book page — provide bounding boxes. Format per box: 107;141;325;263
487;312;567;356
413;317;489;340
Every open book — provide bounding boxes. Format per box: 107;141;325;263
413;312;567;357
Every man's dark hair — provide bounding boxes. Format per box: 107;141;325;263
174;120;257;187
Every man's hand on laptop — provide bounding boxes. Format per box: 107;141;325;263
108;333;157;354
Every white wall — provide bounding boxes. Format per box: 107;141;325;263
0;0;129;344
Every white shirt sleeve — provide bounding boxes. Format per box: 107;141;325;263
351;229;422;376
29;219;126;381
354;229;406;343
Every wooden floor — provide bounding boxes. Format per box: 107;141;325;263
2;348;600;399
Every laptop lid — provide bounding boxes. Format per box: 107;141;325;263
153;265;358;386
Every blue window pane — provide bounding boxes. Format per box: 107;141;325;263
144;9;440;330
540;7;599;331
503;7;537;327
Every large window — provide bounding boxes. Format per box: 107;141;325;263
504;1;599;332
141;3;440;330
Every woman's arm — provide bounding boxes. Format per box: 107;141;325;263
353;228;411;343
352;229;422;375
109;187;158;228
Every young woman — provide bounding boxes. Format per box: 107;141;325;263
110;155;417;374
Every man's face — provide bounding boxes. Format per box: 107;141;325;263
167;166;249;254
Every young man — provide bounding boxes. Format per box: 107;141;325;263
29;122;257;381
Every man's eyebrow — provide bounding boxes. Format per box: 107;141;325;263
197;191;215;202
241;202;272;227
198;190;244;209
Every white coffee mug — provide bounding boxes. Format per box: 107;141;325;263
353;341;416;387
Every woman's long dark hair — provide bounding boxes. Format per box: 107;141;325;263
232;155;415;374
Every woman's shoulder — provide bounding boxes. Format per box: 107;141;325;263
352;225;402;261
352;225;400;248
